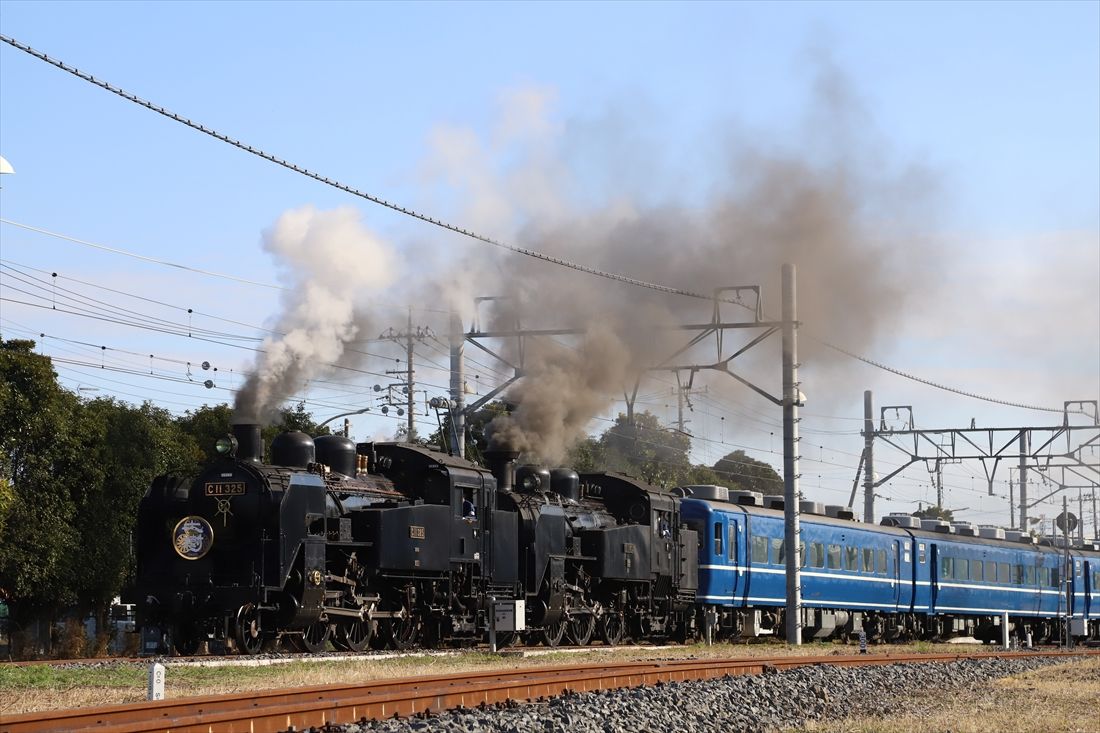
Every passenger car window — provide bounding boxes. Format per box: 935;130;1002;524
954;558;968;581
772;538;785;565
827;544;841;570
999;563;1011;583
862;548;874;573
728;525;736;561
941;557;953;580
811;542;825;568
877;549;887;576
845;546;859;571
751;536;768;564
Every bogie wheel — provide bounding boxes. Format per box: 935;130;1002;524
566;614;596;646
234;605;266;655
338;619;374;652
598;614;625;647
298;620;331;653
172;623;201;656
380;616;420;650
541;618;567;647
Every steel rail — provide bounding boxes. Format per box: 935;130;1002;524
3;650;1096;733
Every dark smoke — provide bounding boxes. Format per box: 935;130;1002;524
441;65;941;461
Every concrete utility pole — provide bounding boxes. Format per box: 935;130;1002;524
380;307;433;440
781;263;802;646
1018;432;1028;532
863;391;875;524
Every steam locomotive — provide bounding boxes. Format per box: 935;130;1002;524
132;423;698;654
132;424;1100;655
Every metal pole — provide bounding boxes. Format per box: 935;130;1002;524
1008;478;1015;531
406;307;415;439
936;461;944;509
1080;490;1086;544
677;385;685;434
863;391;875;524
1062;496;1071;649
450;312;466;458
781;264;802;646
1018;433;1028;531
1093;492;1098;540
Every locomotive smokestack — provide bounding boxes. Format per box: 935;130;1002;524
483;448;520;492
232;423;264;463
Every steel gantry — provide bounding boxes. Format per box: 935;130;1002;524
853;396;1099;530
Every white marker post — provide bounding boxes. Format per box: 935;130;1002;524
147;662;165;700
1001;612;1010;650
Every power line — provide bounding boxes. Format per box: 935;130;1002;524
813;336;1066;414
0;34;720;302
1;219;285;290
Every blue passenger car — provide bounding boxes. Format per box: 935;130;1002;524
682;485;1100;643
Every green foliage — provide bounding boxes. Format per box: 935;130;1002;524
0;340;82;614
912;505;954;522
564;436;604;472
267;400;333;440
175;403;234;466
712;449;784;496
598;411;692;487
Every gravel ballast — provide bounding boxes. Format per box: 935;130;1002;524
301;656;1071;733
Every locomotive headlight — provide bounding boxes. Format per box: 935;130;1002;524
215;435;238;456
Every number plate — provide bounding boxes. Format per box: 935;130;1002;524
205;482;246;496
409;525;426;539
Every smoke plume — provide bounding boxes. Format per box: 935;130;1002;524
234;205;396;424
440;66;942;462
235;62;944;459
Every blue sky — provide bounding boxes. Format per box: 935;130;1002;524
1;1;1097;531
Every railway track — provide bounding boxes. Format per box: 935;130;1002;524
4;649;1096;733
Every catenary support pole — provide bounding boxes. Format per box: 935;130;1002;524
1018;433;1028;531
782;264;802;646
863;390;874;524
450;312;466;458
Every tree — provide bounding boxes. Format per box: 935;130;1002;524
67;399;194;626
912;505;954;522
598;411;692;487
0;340;82;632
175;403;234;466
712;450;783;496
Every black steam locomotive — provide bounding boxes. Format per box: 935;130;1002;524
132;424;698;654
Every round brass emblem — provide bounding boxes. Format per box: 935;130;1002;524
173;515;214;560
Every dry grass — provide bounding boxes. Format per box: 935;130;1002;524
801;656;1100;733
0;641;1080;720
